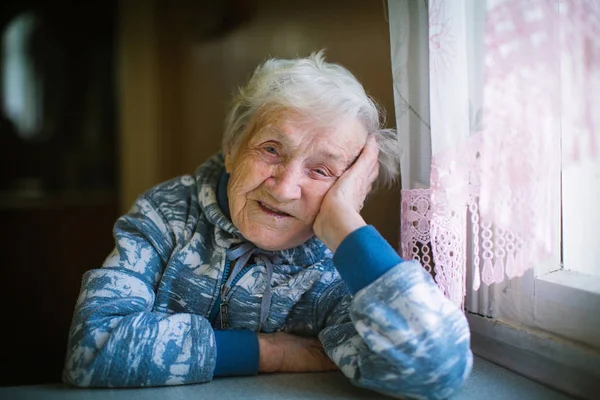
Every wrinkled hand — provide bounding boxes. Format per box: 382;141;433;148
258;332;338;373
313;134;379;252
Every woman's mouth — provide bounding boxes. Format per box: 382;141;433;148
257;201;291;217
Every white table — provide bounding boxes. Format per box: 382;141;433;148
0;357;571;400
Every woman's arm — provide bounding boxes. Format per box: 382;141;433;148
316;226;472;399
63;194;258;387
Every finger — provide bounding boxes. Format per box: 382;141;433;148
366;134;379;155
364;161;379;188
368;136;380;176
346;135;379;178
364;136;380;178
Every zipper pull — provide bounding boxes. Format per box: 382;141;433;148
221;283;230;300
220;302;229;330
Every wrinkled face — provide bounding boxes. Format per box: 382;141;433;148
225;113;368;251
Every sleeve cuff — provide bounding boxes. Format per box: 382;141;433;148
333;225;404;294
213;329;259;377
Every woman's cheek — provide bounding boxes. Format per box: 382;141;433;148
234;157;273;192
247;154;274;180
307;182;332;212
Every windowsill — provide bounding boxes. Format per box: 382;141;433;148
535;270;600;348
0;356;569;400
537;269;600;297
469;312;600;399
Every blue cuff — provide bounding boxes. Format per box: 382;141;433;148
213;329;259;377
333;225;404;294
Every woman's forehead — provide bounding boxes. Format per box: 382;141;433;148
254;117;367;144
271;117;362;142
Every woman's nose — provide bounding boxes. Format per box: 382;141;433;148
266;165;302;202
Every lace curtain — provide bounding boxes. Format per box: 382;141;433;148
389;0;599;307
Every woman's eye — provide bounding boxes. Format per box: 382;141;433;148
314;168;328;177
264;146;278;155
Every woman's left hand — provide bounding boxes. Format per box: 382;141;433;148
258;333;338;373
313;134;379;252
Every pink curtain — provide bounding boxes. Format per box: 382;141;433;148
392;0;599;307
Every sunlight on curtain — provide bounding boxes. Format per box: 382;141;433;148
390;0;599;307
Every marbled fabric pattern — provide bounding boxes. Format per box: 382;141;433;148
63;153;472;399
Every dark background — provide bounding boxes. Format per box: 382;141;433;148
1;0;118;386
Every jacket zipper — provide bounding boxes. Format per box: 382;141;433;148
208;258;254;327
208;259;230;323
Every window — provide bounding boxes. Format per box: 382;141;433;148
562;156;600;279
467;135;600;398
387;1;599;395
531;135;600;351
461;2;600;397
467;97;600;400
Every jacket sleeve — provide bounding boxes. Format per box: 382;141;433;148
62;195;258;387
317;226;473;400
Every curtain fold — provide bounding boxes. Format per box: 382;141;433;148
388;0;432;191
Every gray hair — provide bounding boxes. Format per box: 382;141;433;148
222;50;400;187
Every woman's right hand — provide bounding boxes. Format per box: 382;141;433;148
257;332;338;373
312;134;379;252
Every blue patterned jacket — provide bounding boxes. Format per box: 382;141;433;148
63;153;472;399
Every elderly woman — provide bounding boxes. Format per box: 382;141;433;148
63;52;472;399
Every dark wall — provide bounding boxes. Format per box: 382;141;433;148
2;200;117;386
0;0;118;386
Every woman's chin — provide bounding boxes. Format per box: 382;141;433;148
248;235;299;252
242;227;312;252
